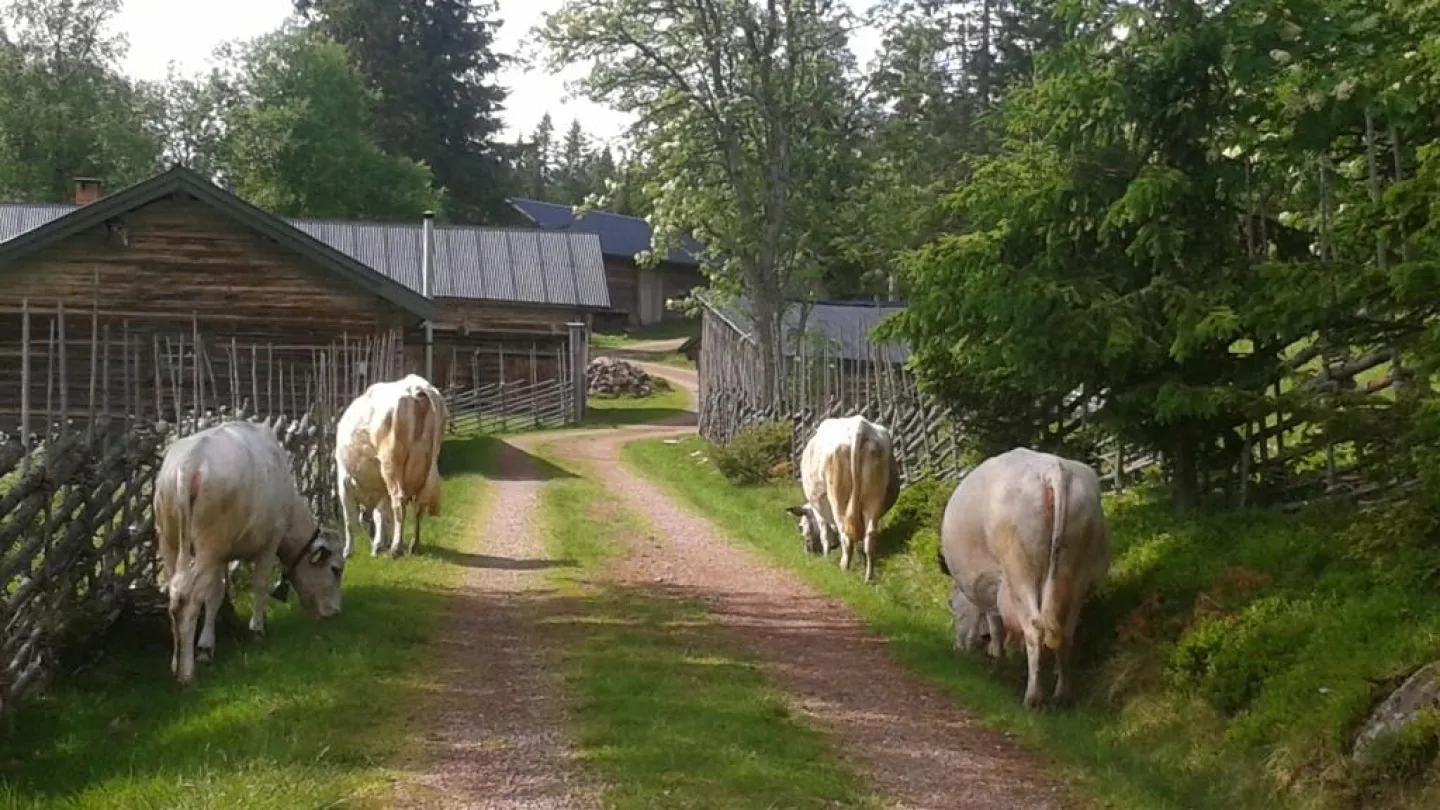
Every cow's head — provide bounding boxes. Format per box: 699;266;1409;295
950;588;991;653
271;520;345;620
784;504;825;554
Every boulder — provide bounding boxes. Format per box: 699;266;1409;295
1353;661;1440;765
587;357;669;398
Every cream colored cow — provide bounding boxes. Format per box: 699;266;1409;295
155;421;344;688
938;447;1111;709
335;374;448;558
785;415;902;583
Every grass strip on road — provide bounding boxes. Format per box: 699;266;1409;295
623;435;1302;810
533;442;876;810
584;388;693;428
0;436;500;810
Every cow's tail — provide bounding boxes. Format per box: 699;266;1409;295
842;429;873;550
1035;460;1070;651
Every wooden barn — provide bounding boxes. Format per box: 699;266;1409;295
0;166;611;431
507;197;705;329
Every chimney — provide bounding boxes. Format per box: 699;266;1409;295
73;178;104;206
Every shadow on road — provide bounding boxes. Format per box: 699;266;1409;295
426;548;579;571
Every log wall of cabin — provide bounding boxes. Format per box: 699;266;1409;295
603;260;638;320
0;194;414;429
415;299;582;390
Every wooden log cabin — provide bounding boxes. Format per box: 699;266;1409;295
0;166;611;431
507;197;706;329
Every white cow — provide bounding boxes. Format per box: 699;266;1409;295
784;415;902;582
938;447;1110;709
335;374;448;558
155;421;345;689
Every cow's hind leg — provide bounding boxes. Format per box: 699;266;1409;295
862;520;879;583
1053;595;1086;705
388;495;407;557
371;503;390;556
195;567;227;664
1022;628;1046;709
250;552;275;638
169;564;218;688
337;466;359;559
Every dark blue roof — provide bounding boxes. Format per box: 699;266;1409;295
507;198;703;268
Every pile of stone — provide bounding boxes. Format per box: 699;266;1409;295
587;357;671;398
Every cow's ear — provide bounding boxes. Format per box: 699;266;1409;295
270;579;291;602
309;545;332;566
785;505;806;517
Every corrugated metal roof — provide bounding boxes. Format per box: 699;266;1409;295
0;203;75;240
290;218;610;309
507;197;704;268
707;294;909;364
0;203;611;309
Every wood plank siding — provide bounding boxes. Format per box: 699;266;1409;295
421;298;580;389
0;195;412;338
0;194;414;429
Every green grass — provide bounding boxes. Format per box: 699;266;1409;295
624;436;1440;810
0;436;500;810
532;443;876;810
584;387;694;428
590;320;698;349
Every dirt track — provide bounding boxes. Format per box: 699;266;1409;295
399;359;1078;809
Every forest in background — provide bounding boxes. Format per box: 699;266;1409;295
0;0;650;223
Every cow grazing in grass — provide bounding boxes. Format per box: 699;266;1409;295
785;415;902;583
335;374;448;559
938;447;1110;709
155;421;345;689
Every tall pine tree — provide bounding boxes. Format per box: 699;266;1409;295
295;0;510;222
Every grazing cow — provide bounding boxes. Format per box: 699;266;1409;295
938;447;1110;708
155;421;345;689
784;415;902;582
335;374;448;559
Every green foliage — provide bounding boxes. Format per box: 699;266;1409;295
878;476;952;551
219;25;442;219
542;0;868;397
0;0;161;201
295;0;510;223
708;421;792;486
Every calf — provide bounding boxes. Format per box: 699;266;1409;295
938;447;1110;708
335;374;449;558
155;421;345;689
785;415;902;582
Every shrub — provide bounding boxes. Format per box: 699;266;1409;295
709;421;792;486
880;477;954;553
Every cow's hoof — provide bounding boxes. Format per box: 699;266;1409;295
196;645;213;664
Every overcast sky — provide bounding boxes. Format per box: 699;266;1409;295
111;0;881;146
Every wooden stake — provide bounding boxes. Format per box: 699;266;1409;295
20;300;31;475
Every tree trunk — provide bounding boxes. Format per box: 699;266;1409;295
1169;431;1201;510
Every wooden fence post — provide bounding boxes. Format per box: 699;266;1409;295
567;321;588;425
